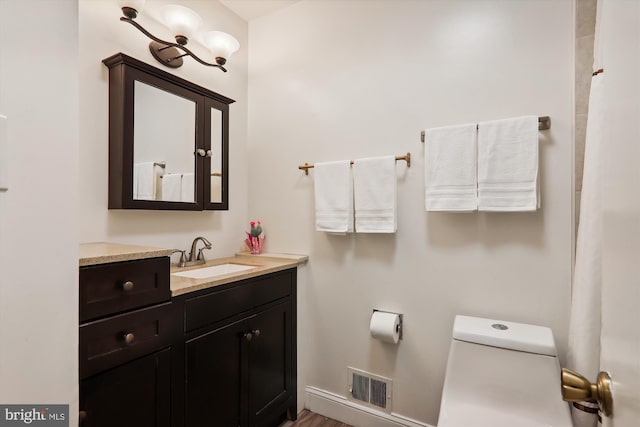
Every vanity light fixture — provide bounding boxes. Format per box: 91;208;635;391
118;0;240;72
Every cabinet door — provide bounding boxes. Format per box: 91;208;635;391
203;97;229;210
185;318;247;427
80;348;171;427
248;301;293;427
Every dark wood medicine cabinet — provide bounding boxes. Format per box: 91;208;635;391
103;53;235;210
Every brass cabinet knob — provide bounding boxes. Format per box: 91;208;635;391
121;280;134;291
561;368;613;416
123;332;135;345
244;330;261;341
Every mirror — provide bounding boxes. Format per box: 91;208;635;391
103;53;234;210
133;80;196;203
209;108;223;203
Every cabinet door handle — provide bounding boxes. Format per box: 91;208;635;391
206;150;213;157
196;149;206;157
123;332;135;345
121;280;134;291
244;330;261;341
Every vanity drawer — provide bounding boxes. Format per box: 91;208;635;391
80;257;170;322
79;302;178;379
184;270;293;333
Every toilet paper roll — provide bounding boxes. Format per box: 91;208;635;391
370;311;401;344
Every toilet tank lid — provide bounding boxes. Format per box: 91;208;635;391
453;315;557;357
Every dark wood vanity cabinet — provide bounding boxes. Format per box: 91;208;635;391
79;256;297;427
79;257;178;427
176;269;297;427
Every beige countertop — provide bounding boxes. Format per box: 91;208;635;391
79;242;174;266
79;242;307;297
170;252;308;297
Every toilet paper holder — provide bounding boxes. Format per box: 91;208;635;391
373;309;403;340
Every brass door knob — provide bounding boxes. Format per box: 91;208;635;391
561;368;613;416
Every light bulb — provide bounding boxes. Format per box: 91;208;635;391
203;31;240;65
161;5;202;44
118;0;146;18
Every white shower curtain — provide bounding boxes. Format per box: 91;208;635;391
567;1;606;426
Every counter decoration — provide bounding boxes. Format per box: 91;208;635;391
245;220;265;254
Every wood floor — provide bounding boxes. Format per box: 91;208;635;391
279;410;352;427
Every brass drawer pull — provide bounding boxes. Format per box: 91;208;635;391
123;332;135;345
121;280;134;291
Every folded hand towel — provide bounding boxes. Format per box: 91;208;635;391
477;116;539;211
181;173;194;203
424;123;478;211
314;160;354;233
162;173;182;202
134;162;157;201
353;156;397;233
210;175;222;202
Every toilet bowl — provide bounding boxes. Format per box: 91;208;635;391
437;315;573;427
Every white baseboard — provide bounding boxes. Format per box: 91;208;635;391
304;386;433;427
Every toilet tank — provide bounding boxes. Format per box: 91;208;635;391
437;316;573;427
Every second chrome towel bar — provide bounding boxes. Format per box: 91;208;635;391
420;116;551;143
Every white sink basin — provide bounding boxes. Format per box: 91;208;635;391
172;263;257;279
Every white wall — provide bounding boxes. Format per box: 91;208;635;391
78;0;249;257
248;0;574;424
0;0;79;423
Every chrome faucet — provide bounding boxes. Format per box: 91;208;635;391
188;236;212;264
171;237;213;268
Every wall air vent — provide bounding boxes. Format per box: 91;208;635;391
347;367;392;413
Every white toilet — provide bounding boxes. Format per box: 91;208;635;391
437;315;573;427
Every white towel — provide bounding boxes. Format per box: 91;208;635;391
477;116;539;211
314;160;354;233
181;173;194;202
134;162;157;200
210;175;222;203
353;156;397;233
424;123;478;211
154;168;164;200
162;173;182;202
